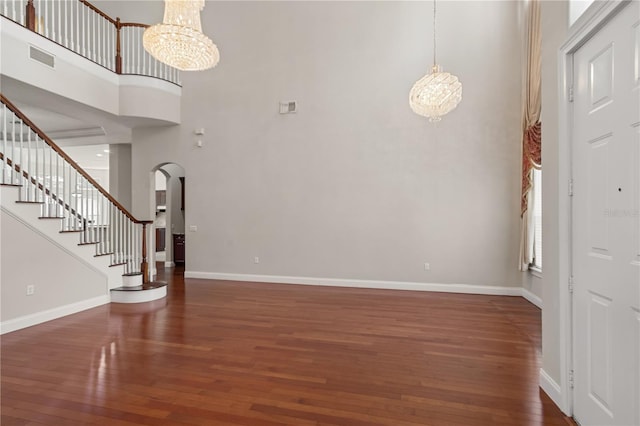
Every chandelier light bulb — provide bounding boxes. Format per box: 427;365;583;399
143;0;219;71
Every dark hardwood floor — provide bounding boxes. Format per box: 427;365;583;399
1;265;575;425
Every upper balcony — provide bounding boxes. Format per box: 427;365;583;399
0;0;181;128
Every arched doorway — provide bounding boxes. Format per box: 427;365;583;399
150;163;185;279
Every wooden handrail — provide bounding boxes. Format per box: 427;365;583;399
121;23;149;29
72;2;150;78
78;0;116;25
0;94;151;226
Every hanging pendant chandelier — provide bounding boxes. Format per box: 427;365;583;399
143;0;219;71
409;0;462;122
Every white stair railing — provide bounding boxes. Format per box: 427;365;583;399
0;0;180;85
0;94;152;279
120;23;180;85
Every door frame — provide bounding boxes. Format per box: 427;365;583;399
557;0;632;416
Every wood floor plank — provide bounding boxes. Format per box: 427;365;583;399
0;264;575;425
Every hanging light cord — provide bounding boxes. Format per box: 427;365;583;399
433;0;437;67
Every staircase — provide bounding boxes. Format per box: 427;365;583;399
0;94;167;308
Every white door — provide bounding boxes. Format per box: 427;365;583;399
572;2;640;425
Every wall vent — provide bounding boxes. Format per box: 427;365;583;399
29;46;55;68
279;101;297;114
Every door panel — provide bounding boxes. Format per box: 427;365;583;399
588;292;613;416
572;2;639;425
588;135;612;257
590;44;614;111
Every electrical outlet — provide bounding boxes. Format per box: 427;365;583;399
254;257;260;264
26;285;35;296
423;263;430;271
189;225;198;232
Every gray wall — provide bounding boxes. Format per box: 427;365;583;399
91;1;163;24
109;144;132;210
540;0;569;389
522;272;542;302
130;1;523;288
0;211;107;323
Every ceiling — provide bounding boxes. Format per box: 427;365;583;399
63;144;110;169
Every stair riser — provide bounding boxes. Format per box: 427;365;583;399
122;274;143;287
111;286;167;303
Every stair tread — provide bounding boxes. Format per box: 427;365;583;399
0;183;22;187
123;272;143;277
78;242;98;246
16;201;44;204
109;262;127;267
38;216;65;219
95;253;114;257
60;230;83;233
111;282;168;292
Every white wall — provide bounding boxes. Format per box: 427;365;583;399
91;1;163;24
109;144;132;210
0;210;108;325
155;170;167;191
131;1;523;288
540;0;570;396
522;271;543;308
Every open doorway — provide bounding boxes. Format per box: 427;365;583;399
154;169;169;263
151;163;185;277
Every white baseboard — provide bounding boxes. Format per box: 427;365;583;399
540;368;566;414
0;295;110;335
522;288;543;309
184;271;522;296
164;261;175;268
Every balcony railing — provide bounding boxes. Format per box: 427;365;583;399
0;0;181;85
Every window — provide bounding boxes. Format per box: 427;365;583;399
531;169;542;270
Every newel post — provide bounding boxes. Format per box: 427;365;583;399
25;0;36;31
141;223;149;283
115;18;122;74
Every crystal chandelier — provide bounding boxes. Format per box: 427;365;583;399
143;0;219;71
409;0;462;122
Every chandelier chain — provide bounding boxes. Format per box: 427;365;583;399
433;0;437;67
